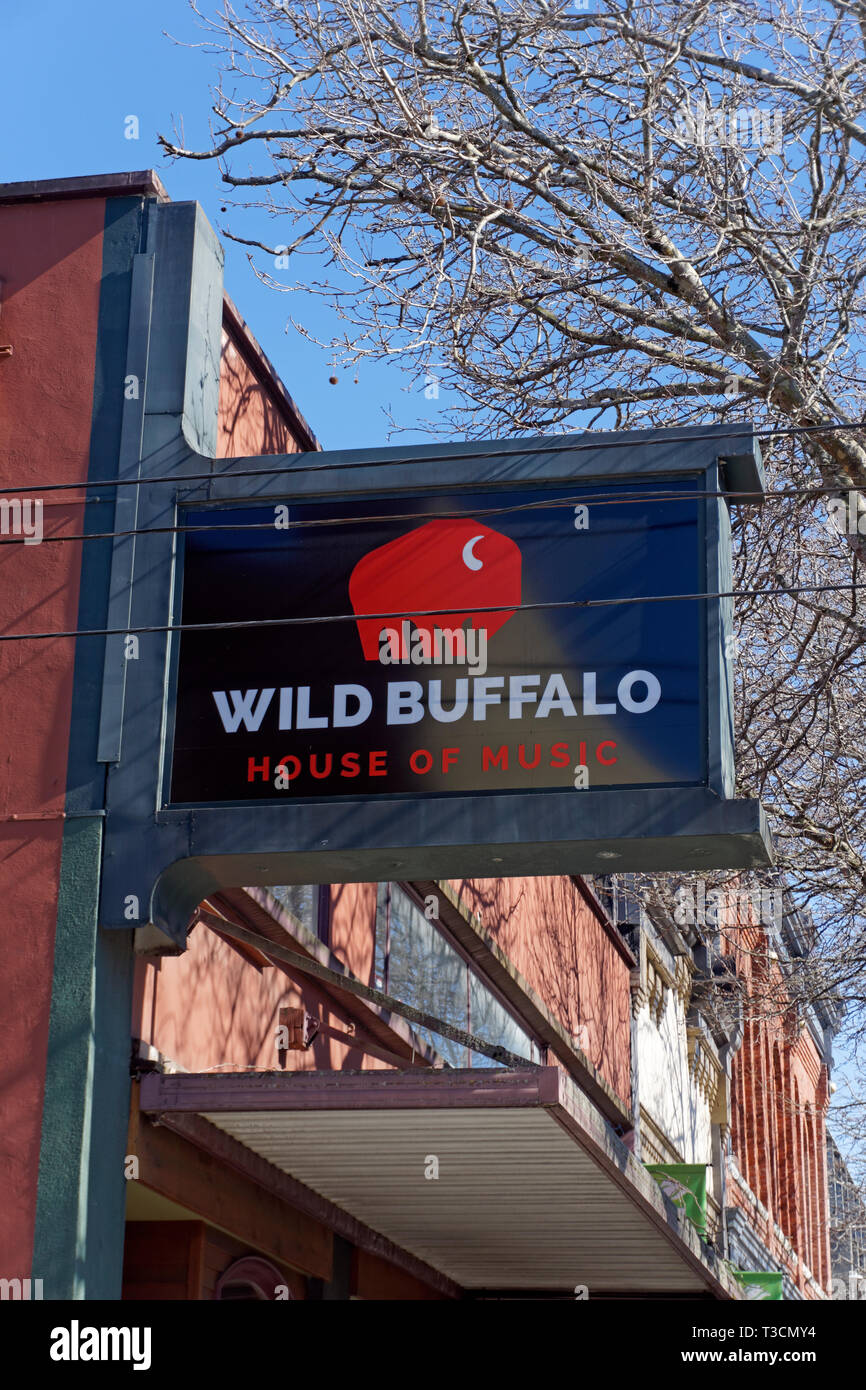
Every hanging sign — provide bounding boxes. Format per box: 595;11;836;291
169;481;704;804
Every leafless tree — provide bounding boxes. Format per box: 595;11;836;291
161;0;866;1097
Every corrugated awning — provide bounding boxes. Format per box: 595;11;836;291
139;1066;738;1298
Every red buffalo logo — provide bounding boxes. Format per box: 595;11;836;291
348;519;522;660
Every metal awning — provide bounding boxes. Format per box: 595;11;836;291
139;1066;738;1297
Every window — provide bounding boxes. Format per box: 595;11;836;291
374;882;539;1068
268;884;330;944
593;873;643;928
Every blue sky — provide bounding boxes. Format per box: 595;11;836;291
0;0;436;451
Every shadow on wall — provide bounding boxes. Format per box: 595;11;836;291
132;899;389;1076
452;875;632;1105
217;328;304;460
329;881;379;988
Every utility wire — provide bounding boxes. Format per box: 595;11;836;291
1;416;865;497
0;579;863;644
0;484;858;551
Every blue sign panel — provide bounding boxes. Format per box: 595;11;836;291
169;479;703;803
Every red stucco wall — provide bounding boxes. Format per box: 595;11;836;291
217;322;306;458
0;197;105;1273
132;915;395;1074
450;875;633;1105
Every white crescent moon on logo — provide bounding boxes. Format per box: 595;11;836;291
462;534;484;571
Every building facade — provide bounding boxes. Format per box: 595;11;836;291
0;172;834;1300
827;1134;866;1299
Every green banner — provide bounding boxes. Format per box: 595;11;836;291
645;1163;708;1235
732;1271;784;1301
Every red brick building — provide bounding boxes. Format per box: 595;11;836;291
727;912;834;1298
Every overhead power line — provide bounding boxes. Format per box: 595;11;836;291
0;416;865;497
0;484;860;552
0;579;863;644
